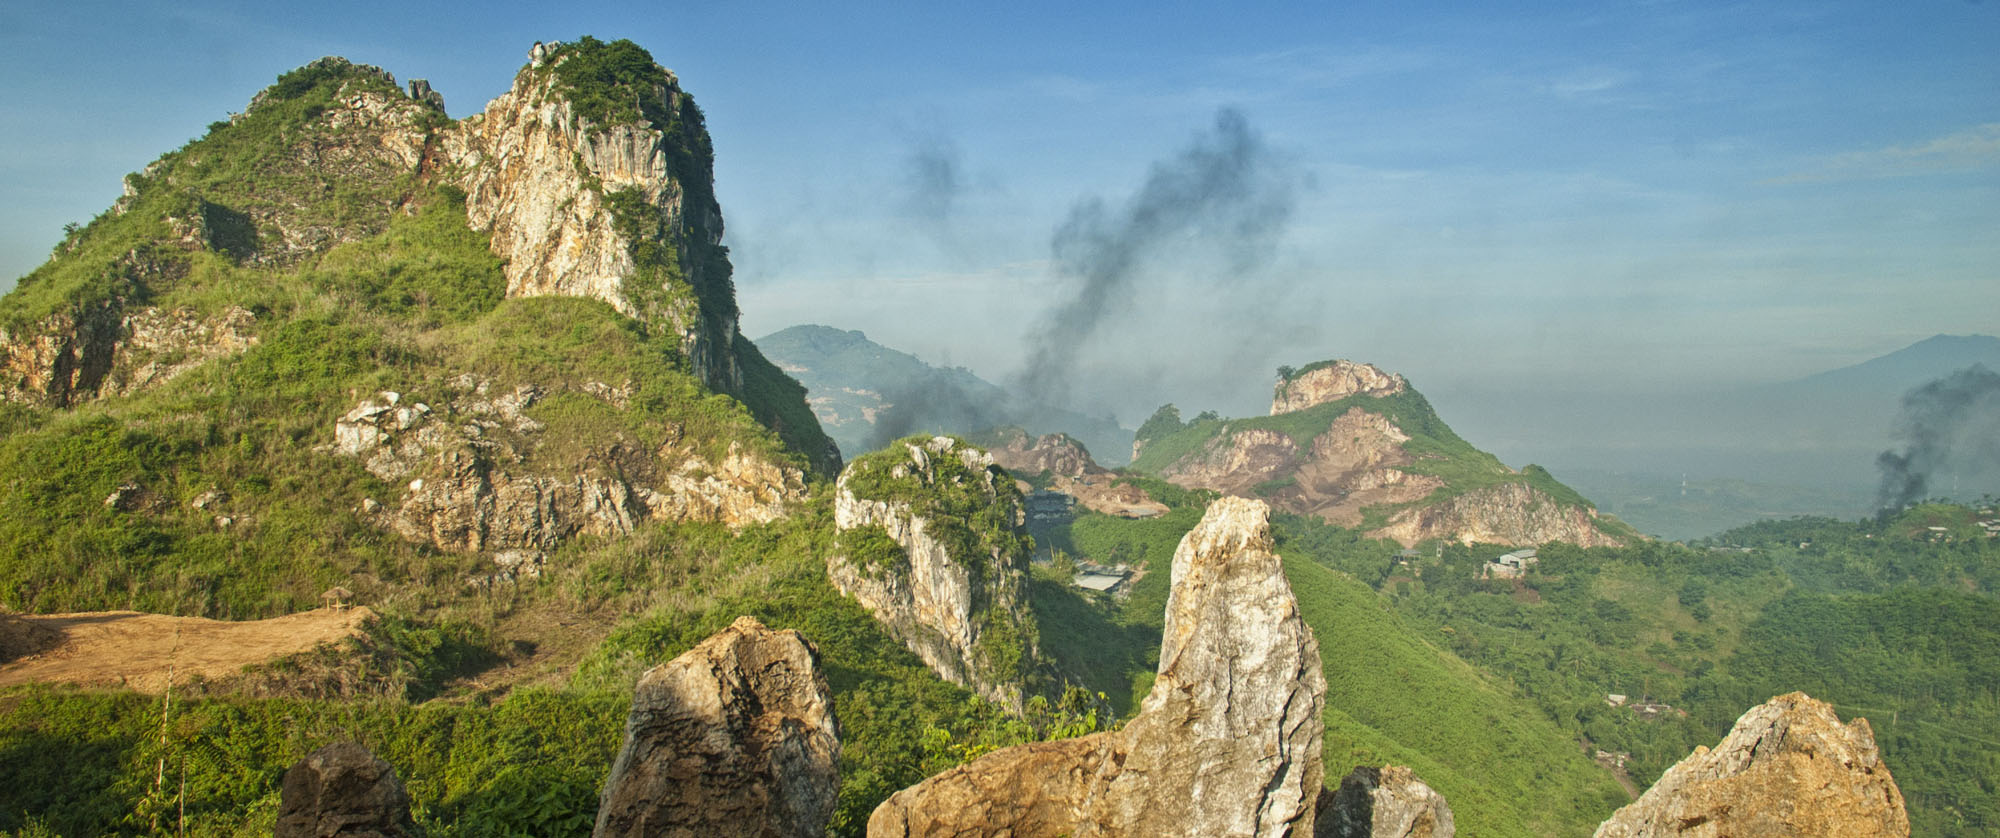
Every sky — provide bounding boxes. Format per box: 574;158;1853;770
2;0;1995;429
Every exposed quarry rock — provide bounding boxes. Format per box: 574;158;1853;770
274;741;418;838
830;436;1035;711
1594;692;1909;838
1273;360;1406;415
1155;363;1624;548
332;378;807;555
1317;766;1455;838
595;616;839;838
869;497;1325;838
987;429;1167;519
987;427;1099;479
1373;481;1622;548
443;42;741;392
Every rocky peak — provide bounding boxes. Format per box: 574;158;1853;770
1273;360;1407;415
444;38;741;391
829;436;1037;711
868;497;1325;837
1594;692;1909;837
595;615;840;838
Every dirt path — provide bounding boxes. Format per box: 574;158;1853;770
0;607;374;693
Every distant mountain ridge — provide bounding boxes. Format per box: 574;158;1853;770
757;324;1136;464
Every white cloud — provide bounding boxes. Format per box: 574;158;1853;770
1768;123;2000;184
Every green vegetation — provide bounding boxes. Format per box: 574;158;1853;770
1128;385;1629;541
546;37;676;130
839;436;1033;577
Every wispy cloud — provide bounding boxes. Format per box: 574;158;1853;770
1768;123;2000;184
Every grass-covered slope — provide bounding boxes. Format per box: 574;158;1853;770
1131;384;1635;543
1028;490;1629;837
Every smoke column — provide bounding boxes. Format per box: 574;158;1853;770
855;108;1297;454
900;136;963;223
1875;364;2000;511
1013;107;1297;409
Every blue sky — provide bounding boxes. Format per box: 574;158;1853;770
2;0;1995;424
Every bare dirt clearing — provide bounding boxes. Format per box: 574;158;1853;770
0;607;374;693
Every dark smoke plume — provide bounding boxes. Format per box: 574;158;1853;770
858;108;1297;454
860;370;1009;452
1013;107;1298;409
900;136;964;223
1875;364;2000;511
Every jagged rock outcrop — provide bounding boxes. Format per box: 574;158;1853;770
830;436;1037;711
595;615;840;838
444;39;741;392
1594;692;1909;838
0;276;260;407
274;741;419;838
1317;766;1455;838
986;428;1167;519
868;497;1325;837
1273;360;1407;415
332;377;806;557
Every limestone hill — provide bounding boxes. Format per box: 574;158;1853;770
1132;360;1636;547
0;39;833;620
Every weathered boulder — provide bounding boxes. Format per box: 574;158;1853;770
595;615;840;838
869;496;1325;837
830;436;1038;711
1316;766;1455;838
1594;692;1909;838
274;741;418;838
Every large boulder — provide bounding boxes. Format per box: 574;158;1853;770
869;496;1325;837
594;615;841;838
274;742;418;838
1594;692;1909;837
1316;765;1455;838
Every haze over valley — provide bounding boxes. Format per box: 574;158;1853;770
0;3;1995;836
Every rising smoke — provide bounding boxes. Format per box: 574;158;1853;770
1014;107;1298;410
900;136;964;224
860;108;1299;453
1875;364;2000;511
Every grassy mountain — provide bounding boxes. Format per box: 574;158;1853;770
757;324;1135;465
0;41;1070;837
1131;360;1634;548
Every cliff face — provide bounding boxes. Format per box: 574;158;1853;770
1595;692;1909;838
1142;360;1626;548
444;41;740;392
829;436;1038;711
868;497;1325;838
